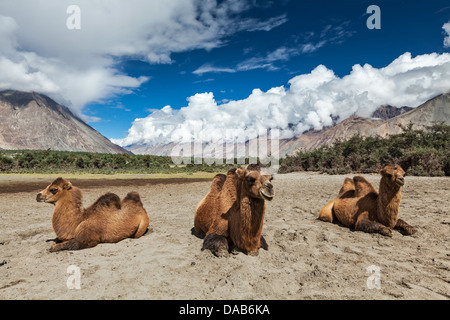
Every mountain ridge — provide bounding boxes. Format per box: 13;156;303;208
0;90;130;154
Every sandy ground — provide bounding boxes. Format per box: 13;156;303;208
0;172;449;300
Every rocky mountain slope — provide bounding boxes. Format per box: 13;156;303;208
0;90;129;154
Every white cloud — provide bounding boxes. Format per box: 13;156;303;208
0;0;286;120
193;64;236;75
444;22;450;48
299;22;355;54
193;22;356;75
114;52;450;148
193;46;298;75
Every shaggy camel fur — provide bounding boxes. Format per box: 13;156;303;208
319;164;415;237
36;177;150;252
194;165;274;256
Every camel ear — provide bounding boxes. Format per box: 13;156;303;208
236;168;245;179
63;181;72;190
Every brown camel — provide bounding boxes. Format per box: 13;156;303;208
194;164;274;256
36;177;150;252
319;164;415;237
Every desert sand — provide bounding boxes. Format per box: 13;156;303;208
0;172;449;300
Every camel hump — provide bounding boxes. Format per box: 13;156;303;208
245;163;261;172
214;173;227;183
123;191;143;206
353;176;377;197
93;193;121;210
211;174;227;193
338;177;355;196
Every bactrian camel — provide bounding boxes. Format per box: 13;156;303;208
194;164;274;256
36;177;150;252
319;164;415;237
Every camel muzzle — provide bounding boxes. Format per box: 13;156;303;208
396;177;405;186
259;189;274;201
36;192;45;202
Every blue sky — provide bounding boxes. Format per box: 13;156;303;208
87;0;450;140
1;0;449;144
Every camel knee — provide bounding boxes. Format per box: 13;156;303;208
355;216;393;237
202;234;229;256
394;219;415;236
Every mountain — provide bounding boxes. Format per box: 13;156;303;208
124;92;450;158
371;105;413;120
277;116;385;155
0;90;130;154
279;92;450;155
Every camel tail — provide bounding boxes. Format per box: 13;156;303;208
318;199;335;223
123;191;143;206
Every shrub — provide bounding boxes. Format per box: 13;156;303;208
280;122;449;176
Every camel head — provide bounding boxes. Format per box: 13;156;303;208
36;177;73;204
380;164;405;188
236;166;274;201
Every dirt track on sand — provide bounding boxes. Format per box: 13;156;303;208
0;172;449;299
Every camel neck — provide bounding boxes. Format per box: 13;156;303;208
55;189;83;213
52;188;85;239
377;178;402;228
239;194;265;234
228;185;266;253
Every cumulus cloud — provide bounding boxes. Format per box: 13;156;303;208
0;0;286;119
444;22;450;48
114;52;450;148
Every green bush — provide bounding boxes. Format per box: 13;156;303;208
0;149;240;174
280;122;449;176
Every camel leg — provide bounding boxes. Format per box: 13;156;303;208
260;235;268;250
394;219;415;236
202;233;229;257
319;199;335;223
49;239;98;252
193;218;204;236
355;212;393;237
49;222;101;252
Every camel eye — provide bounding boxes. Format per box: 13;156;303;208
49;188;58;194
246;176;256;184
